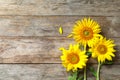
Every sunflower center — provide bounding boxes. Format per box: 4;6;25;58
84;30;90;36
97;45;107;54
81;27;93;40
67;53;80;64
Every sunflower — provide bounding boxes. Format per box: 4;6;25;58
60;44;88;71
91;37;116;63
71;18;101;48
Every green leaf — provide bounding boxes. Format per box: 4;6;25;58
68;71;77;80
86;51;92;57
73;71;77;79
68;76;74;80
78;76;84;80
89;67;97;77
79;44;84;50
104;60;113;65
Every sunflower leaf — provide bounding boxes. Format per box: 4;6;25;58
68;71;77;80
78;76;84;80
68;76;74;80
72;71;77;79
86;51;92;57
79;44;84;50
104;60;113;65
89;66;97;77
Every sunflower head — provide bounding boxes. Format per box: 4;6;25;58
60;44;88;71
91;37;116;63
71;18;101;47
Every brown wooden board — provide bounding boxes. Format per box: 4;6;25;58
0;0;119;16
0;37;119;63
0;16;119;37
0;0;119;79
0;64;119;80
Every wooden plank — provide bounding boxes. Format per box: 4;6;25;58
87;64;120;80
0;0;119;16
0;64;67;80
0;16;119;37
0;37;73;63
0;37;119;63
0;64;119;80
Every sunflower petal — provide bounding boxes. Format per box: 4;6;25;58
59;26;63;34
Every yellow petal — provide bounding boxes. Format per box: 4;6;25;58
59;26;63;34
106;55;112;61
67;64;73;71
67;34;73;38
59;47;65;51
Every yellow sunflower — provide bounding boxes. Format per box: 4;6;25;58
91;37;116;63
71;18;101;48
60;44;88;71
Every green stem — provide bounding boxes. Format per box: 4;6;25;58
84;45;87;80
84;45;87;52
84;67;87;80
77;70;79;80
96;62;101;80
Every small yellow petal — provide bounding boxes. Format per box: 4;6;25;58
106;55;112;61
59;47;64;51
67;34;73;38
59;26;63;34
110;53;115;57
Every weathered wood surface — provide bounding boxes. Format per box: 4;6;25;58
0;0;119;16
0;16;119;37
0;37;119;63
0;0;119;80
0;64;67;80
0;64;119;80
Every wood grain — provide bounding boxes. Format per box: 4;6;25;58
0;64;67;80
0;0;119;16
0;37;119;63
0;64;119;80
0;16;119;37
0;0;119;79
88;64;120;80
0;37;72;63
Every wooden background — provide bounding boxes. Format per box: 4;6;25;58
0;0;119;80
